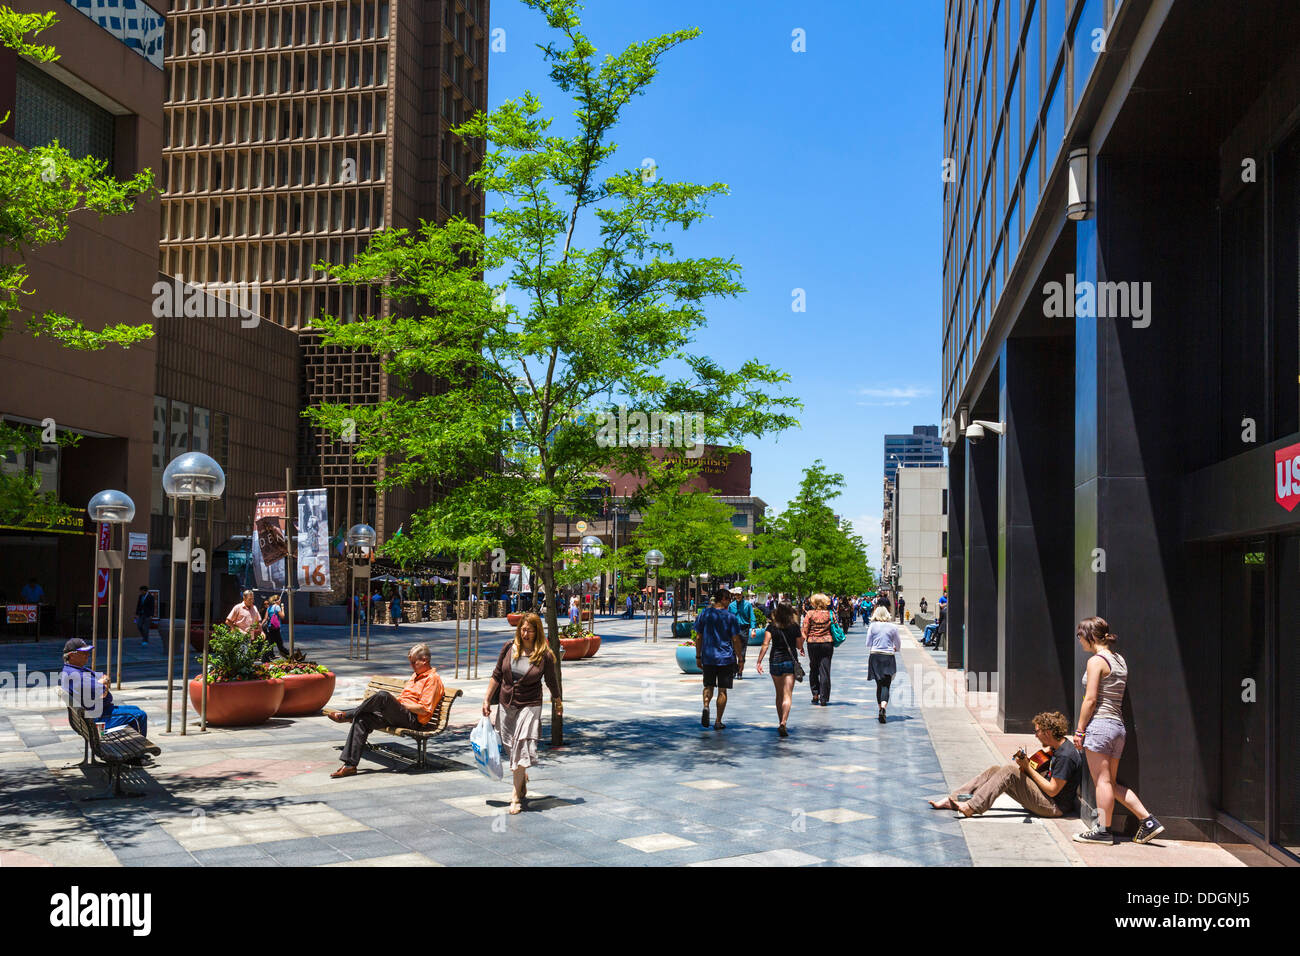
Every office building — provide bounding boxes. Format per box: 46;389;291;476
0;0;166;631
885;465;949;613
883;424;944;483
159;0;489;541
942;0;1299;860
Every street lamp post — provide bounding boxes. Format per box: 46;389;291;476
644;548;664;643
346;523;375;659
162;452;225;734
580;535;602;635
86;490;135;691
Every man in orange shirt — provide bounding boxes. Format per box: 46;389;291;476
328;643;444;778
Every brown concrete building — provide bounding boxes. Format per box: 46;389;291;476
158;0;489;543
0;0;167;633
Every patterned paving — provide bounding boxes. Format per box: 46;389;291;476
0;615;981;866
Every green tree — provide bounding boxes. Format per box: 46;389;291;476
0;8;156;526
307;0;799;742
623;465;752;622
751;461;873;600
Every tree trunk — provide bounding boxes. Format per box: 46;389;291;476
542;506;563;745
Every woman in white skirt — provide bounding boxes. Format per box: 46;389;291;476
482;612;562;814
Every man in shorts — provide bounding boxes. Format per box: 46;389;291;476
695;588;745;730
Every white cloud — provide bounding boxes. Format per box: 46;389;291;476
856;385;928;400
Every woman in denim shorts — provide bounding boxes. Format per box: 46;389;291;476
1072;616;1164;846
756;602;804;737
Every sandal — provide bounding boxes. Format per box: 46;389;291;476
714;721;726;730
508;800;523;815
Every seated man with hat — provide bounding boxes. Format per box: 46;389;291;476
59;638;149;738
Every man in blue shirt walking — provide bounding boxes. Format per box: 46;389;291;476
695;588;746;730
727;588;755;681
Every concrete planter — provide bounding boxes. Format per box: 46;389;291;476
275;671;336;717
189;677;285;727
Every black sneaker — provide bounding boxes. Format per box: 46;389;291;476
1133;816;1165;845
1072;824;1113;845
701;707;709;728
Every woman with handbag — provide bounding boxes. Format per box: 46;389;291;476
482;612;562;815
756;601;805;736
801;593;836;706
865;605;902;723
260;593;289;659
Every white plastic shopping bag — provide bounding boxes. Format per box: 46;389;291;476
470;715;503;781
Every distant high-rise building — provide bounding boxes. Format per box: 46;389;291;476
883;425;944;483
159;0;490;539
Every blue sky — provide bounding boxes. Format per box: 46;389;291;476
485;0;942;566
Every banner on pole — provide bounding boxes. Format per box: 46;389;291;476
127;532;148;560
96;523;111;606
252;492;288;591
296;488;332;592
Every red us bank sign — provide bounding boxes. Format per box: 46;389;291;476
1276;442;1300;511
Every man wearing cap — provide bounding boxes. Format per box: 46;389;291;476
727;587;755;680
59;638;149;737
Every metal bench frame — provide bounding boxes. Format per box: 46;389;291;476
64;703;161;800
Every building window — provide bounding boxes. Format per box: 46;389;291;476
731;514;748;529
14;62;116;168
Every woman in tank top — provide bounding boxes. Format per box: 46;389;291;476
1072;616;1164;846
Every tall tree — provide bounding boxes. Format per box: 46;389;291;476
0;8;157;526
307;0;799;742
751;461;873;599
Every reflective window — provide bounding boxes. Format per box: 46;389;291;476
1072;0;1103;107
152;396;167;516
1045;68;1064;167
1024;0;1039;126
1024;138;1039;222
1044;0;1064;60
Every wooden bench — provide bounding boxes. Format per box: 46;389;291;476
323;675;463;770
64;701;162;799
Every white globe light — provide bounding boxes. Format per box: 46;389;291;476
347;523;377;548
580;534;603;556
87;489;135;524
162;451;226;500
644;549;665;567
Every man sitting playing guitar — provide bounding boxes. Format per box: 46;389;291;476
928;711;1082;819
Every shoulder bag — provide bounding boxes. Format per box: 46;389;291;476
828;611;846;646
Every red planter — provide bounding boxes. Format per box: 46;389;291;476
579;609;592;621
188;677;285;727
275;671;336;717
506;613;523;627
583;634;601;657
559;636;590;660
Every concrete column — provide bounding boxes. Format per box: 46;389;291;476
964;431;999;677
946;442;966;669
997;337;1075;732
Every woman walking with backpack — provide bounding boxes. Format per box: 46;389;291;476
865;605;902;723
756;602;805;736
802;593;836;706
261;593;289;659
1071;616;1164;845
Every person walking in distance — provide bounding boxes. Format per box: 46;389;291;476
756;601;804;737
865;605;902;722
134;586;155;646
1071;616;1164;845
728;587;755;681
695;587;746;730
801;593;836;706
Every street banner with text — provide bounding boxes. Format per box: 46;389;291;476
252;492;288;591
296;488;332;592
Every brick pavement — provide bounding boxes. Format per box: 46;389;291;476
0;615;1266;866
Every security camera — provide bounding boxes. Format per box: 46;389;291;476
965;419;1005;442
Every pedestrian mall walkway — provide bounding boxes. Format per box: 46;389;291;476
0;615;1268;866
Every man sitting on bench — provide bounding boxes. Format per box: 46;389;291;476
328;643;444;778
59;638;149;738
